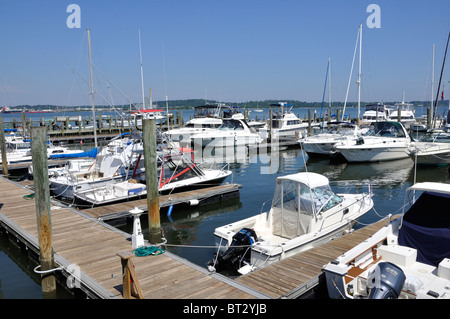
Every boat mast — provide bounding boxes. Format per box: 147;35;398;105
433;32;450;128
431;44;435;118
342;24;361;121
357;23;362;125
139;29;146;110
87;28;98;148
328;56;332;109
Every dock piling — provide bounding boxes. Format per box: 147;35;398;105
142;118;162;244
0;117;8;176
31;126;56;297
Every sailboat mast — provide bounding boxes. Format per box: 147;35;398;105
432;31;450;128
357;23;362;125
328;57;332;109
139;29;146;110
431;44;435;121
87;28;98;148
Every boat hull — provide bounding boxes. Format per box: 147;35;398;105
337;144;409;162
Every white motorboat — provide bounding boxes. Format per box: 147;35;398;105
361;103;394;124
323;182;450;299
335;121;412;163
407;130;450;165
258;102;308;142
0;136;90;165
165;104;240;144
207;172;373;275
301;122;366;157
192;115;264;148
48;138;144;200
389;101;416;129
73;147;232;206
73;179;147;206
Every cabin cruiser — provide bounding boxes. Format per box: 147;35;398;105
301;122;366;157
361;103;394;124
207;172;373;275
323;182;450;299
258;103;308;142
192;114;264;148
335;121;412;163
406;130;450;165
389;101;416;129
165;104;240;144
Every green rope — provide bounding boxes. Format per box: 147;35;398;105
23;193;35;200
133;245;165;257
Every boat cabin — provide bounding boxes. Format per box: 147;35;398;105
271;172;343;239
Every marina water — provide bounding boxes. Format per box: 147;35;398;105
1;106;449;298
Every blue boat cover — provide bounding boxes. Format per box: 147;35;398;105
49;147;98;159
398;192;450;267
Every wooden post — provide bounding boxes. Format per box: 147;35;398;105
142;118;161;244
31;126;56;298
117;251;144;299
308;109;312;136
0;117;8;176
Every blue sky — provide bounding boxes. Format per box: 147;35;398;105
0;0;450;107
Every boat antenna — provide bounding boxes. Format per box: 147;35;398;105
432;31;450;128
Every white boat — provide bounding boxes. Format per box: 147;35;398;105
389;100;416;129
301;122;366;157
73;179;147;206
73;147;232;206
48;138;144;200
361;103;394;123
258;102;308;142
165;104;239;143
0;136;89;165
335;121;412;163
207;172;373;275
192;115;264;148
407;130;450;165
323;182;450;299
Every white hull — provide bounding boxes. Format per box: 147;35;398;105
338;143;409;162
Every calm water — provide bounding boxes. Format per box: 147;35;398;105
1;106;450;298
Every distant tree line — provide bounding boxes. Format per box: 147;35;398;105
7;99;449;111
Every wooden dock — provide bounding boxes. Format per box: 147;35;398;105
0;176;265;299
236;217;394;298
0;175;393;299
81;183;241;220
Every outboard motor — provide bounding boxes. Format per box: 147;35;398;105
208;228;257;273
366;262;406;299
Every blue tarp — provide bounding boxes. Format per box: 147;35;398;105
49;147;98;159
398;191;450;267
398;221;450;267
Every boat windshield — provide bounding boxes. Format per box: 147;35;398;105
364;122;406;138
271;179;342;216
7;141;30;150
218;119;245;131
194;106;220;118
419;132;450;143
